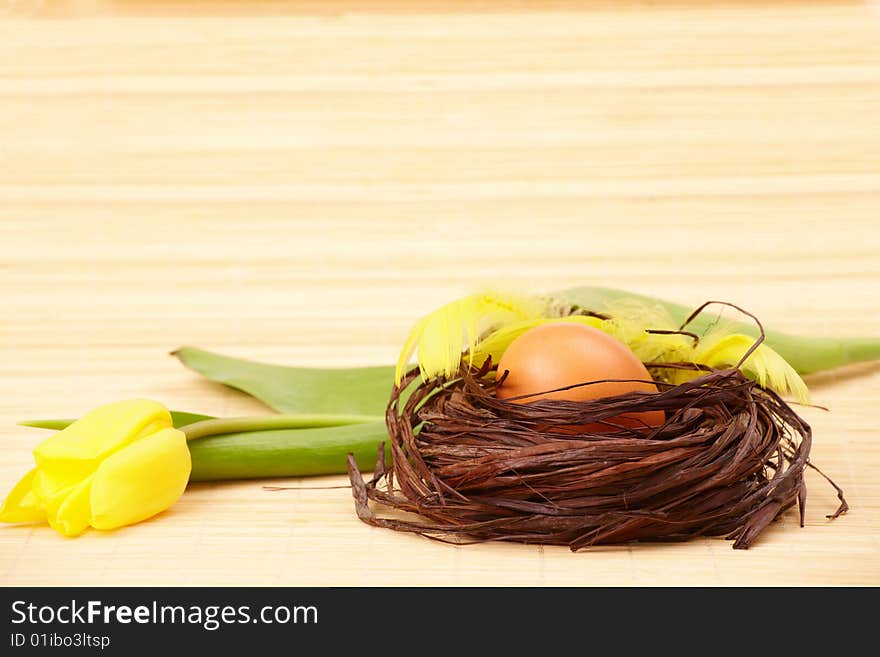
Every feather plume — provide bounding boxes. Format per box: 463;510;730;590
598;299;695;365
594;298;809;402
394;291;552;384
397;291;810;402
683;333;810;403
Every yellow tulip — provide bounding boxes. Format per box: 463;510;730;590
0;399;191;537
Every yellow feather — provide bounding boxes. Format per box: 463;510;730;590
598;299;809;401
394;291;552;384
600;297;678;330
396;291;811;403
688;333;810;403
596;299;695;365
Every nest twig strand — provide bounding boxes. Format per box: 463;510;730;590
349;304;847;550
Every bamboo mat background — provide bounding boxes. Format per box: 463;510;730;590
1;0;878;586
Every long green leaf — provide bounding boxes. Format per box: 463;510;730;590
187;421;388;481
172;347;394;416
19;410;214;431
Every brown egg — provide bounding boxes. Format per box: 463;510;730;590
495;322;665;431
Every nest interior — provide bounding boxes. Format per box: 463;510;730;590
349;357;847;551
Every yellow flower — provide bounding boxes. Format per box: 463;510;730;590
0;399;191;537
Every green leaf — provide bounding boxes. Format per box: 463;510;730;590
172;347;395;416
20;410;214;431
187;421;389;481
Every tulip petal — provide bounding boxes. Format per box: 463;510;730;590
90;428;191;531
34;399;172;467
46;477;93;538
0;468;45;524
31;462;94;509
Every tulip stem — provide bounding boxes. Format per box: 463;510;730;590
181;413;383;442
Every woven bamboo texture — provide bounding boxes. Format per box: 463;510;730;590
1;0;878;585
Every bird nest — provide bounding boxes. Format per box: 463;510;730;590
348;314;848;551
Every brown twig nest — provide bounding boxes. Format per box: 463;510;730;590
348;316;848;551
